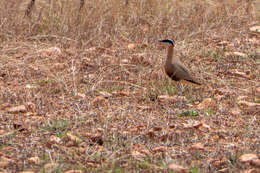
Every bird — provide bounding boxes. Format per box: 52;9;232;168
158;39;201;87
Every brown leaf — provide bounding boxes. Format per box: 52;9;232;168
168;163;188;173
74;93;86;99
28;156;41;164
38;47;62;56
152;146;167;152
237;96;248;101
153;126;163;131
182;120;202;129
64;170;83;173
85;133;103;145
128;43;136;50
233;52;247;58
7;105;27;114
26;102;36;112
217;41;230;46
0;161;10;168
91;96;107;107
229;107;241;116
239;153;258;163
66;132;82;143
99;91;112;98
13;122;27;132
121;59;130;64
0;157;14;168
137;105;152;111
238;101;260;112
256;87;260;96
228;69;250;79
48;135;61;145
250;26;260;33
0;103;10;110
244;169;259;173
112;91;129;96
131;150;146;159
51;63;66;71
158;95;178;103
14;50;28;59
189;143;205;150
43;163;59;172
250;159;260;167
85;160;100;167
197;98;216;110
147;130;155;139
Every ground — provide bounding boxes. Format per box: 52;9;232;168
0;0;260;172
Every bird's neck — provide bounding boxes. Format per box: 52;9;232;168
166;45;179;65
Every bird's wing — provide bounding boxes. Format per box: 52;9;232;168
172;63;201;86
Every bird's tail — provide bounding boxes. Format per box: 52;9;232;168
180;79;201;87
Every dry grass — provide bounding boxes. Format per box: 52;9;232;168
0;0;259;172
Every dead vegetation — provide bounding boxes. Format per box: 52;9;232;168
0;0;259;172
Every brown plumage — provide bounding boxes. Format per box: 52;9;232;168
159;39;201;86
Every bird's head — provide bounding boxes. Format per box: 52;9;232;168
158;39;175;46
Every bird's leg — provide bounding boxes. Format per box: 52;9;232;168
176;83;185;108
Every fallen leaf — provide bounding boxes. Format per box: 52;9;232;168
38;47;62;56
0;161;10;168
152;146;167;152
85;133;103;145
121;59;130;64
228;69;250;79
51;63;66;71
197;98;216;110
250;159;260;167
131;150;146;159
239;153;258;163
85;47;96;52
217;41;230;46
91;96;107;107
237;96;248;101
229;107;241;116
64;170;83;173
13;122;26;132
0;103;10;110
0;157;14;168
112;91;129;96
74;93;86;99
168;163;188;173
153;126;163;131
238;101;260;112
147;130;155;139
256;87;260;96
28;156;41;164
244;169;259;173
128;43;136;50
137;105;152;111
66;132;82;143
99;91;112;98
189;143;205;150
182;120;202;129
43;163;59;172
25;84;37;89
233;52;247;57
48;135;61;145
7;105;27;114
26;102;36;112
158;95;178;103
250;26;260;33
